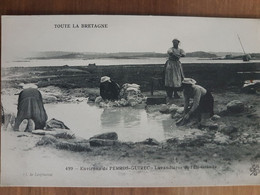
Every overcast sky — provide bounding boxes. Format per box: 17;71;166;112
2;15;260;60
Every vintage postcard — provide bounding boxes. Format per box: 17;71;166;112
1;15;260;187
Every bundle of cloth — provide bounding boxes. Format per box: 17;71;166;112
119;83;144;106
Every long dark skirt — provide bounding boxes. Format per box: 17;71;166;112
14;89;48;130
197;91;214;117
100;81;120;101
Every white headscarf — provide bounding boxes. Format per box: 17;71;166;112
100;76;111;83
19;83;38;89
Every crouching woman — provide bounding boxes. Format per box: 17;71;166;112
100;76;120;101
14;84;48;132
182;78;214;124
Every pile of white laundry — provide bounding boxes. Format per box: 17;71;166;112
95;83;145;107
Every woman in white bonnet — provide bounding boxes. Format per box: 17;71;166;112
100;76;120;101
164;38;186;99
182;78;214;123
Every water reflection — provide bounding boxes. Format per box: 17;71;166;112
101;107;141;129
101;108;122;128
3;96;200;142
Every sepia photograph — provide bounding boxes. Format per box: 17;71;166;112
1;15;260;187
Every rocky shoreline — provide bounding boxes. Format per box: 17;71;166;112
1;64;260;173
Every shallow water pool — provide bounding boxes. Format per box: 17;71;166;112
2;93;203;142
45;102;203;142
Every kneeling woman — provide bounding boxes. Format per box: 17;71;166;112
14;84;48;131
182;78;214;123
100;76;120;101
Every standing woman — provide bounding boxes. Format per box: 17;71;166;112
164;39;186;99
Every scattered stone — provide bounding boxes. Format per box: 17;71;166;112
43;95;57;103
139;138;160;145
53;129;75;139
166;138;179;145
36;135;91;151
171;112;182;119
99;102;108;108
214;132;230;144
209;123;219;130
227;100;244;113
46;118;70;130
72;137;90;144
118;99;128;106
88;94;98;102
220;126;238;135
32;129;75;139
167;135;212;147
169;104;179;113
128;98;138;107
200;121;219;130
179;137;206;147
95;96;103;104
120;152;129;157
213;153;218;157
17;134;28;137
159;104;170;114
56;140;91;152
89;139;118;147
90;132;118;140
36;135;57;146
242;133;249;138
211;114;221;121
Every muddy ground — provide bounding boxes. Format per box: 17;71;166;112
1;66;260;186
2;85;260;173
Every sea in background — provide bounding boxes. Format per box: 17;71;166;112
3;57;260;68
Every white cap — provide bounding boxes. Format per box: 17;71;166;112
19;83;38;89
100;76;111;83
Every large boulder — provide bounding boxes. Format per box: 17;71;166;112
159;104;170;114
90;132;118;140
220;126;238;135
211;114;221;121
36;135;91;152
46;118;70;130
89;139;118;147
36;135;58;146
32;129;75;139
56;140;91;152
226;100;244;113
